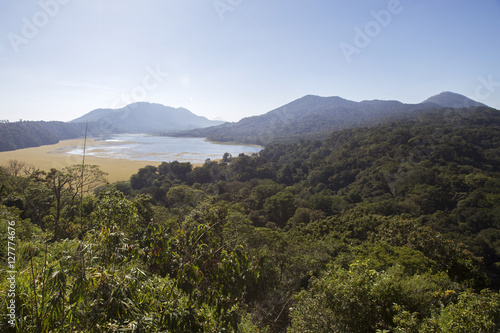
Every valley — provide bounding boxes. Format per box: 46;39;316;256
1;94;499;332
2;2;499;330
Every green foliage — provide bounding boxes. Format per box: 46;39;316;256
376;218;487;287
290;260;458;333
91;190;139;229
1;107;500;331
264;190;297;228
437;289;500;332
166;185;205;210
0;121;86;152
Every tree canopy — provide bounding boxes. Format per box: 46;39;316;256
1;106;500;331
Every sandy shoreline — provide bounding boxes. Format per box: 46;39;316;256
0;138;170;183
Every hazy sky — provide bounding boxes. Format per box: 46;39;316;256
1;0;499;122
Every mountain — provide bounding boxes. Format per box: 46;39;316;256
175;92;489;145
71;102;225;134
2;93;491;152
0;103;225;152
422;91;487;108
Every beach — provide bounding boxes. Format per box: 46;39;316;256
0;138;164;183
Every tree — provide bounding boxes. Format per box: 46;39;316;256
166;185;205;210
188;166;212;184
377;217;487;287
289;261;456;333
66;164;108;199
264;191;297;227
437;289;500;332
45;165;107;239
46;168;72;239
141;201;259;331
130;165;157;190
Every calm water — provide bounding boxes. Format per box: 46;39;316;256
65;134;263;163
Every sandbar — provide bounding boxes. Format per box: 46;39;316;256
0;138;167;183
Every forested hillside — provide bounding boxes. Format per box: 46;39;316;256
1;106;499;332
173;92;488;145
0;121;86;152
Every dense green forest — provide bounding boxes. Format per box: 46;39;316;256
1;106;500;332
0;121;87;152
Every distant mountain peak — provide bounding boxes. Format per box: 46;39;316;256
116;101;182;110
172;91;494;145
423;91;487;108
70;102;225;134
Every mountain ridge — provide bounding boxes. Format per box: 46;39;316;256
1;92;494;152
71;102;225;134
423;91;487;108
172;92;493;145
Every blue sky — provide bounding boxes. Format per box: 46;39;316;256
1;0;499;122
